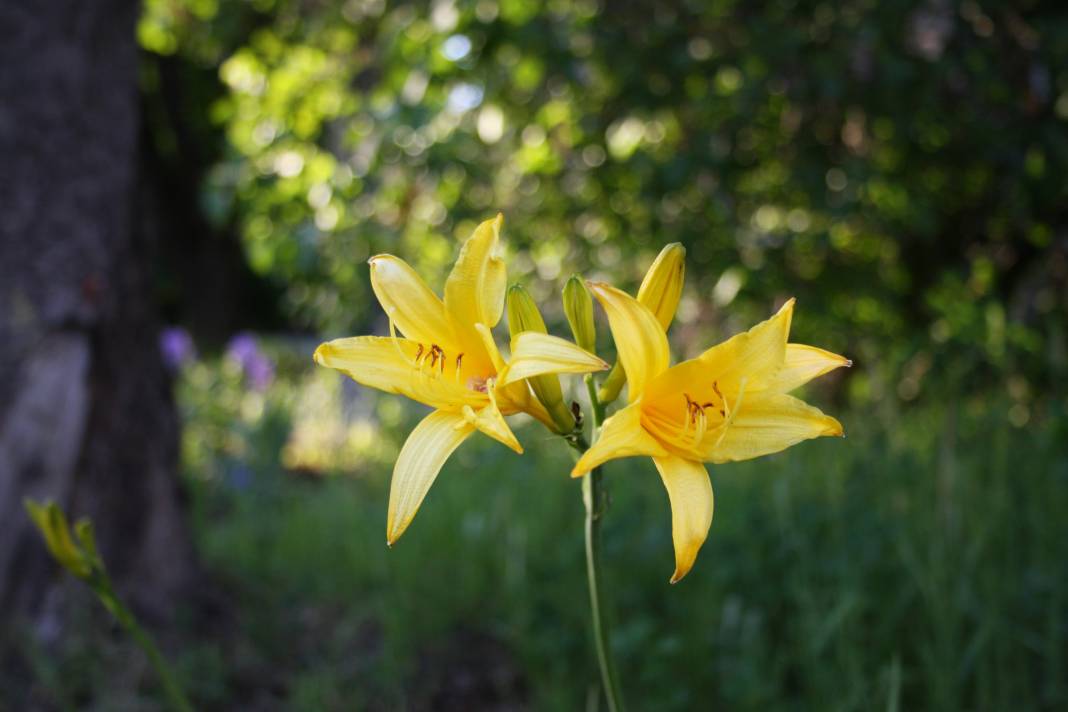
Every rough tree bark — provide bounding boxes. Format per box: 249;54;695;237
0;0;197;644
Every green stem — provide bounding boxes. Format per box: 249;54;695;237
94;575;194;712
573;375;625;712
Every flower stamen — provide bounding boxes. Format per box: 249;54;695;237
693;405;707;444
711;381;726;417
713;377;747;449
681;393;693;435
681;393;711;445
485;377;500;410
388;318;411;366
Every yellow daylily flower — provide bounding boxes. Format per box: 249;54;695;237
314;215;607;545
573;283;850;583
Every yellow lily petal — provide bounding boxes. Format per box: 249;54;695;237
473;322;506;373
445;215;507;352
461;398;523;454
499;332;608;386
572;401;669;477
766;344;852;393
652;456;713;584
645;298;794;407
702;392;843;463
368;254;455;349
494;378;557;430
314;336;485;411
588;282;670;403
704;297;794;390
473;322;551;425
387;409;476;544
598;244;686;404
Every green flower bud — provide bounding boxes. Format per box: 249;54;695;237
562;274;596;354
506;285;575;434
506;283;548;336
24;499;93;580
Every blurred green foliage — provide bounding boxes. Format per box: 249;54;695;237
140;0;1068;412
34;349;1068;710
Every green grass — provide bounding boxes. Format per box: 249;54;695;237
179;397;1067;711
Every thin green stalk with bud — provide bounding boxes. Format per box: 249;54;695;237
24;500;194;712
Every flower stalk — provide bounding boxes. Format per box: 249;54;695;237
90;571;194;712
566;374;625;712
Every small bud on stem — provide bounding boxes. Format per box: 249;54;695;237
506;284;576;434
563;274;597;354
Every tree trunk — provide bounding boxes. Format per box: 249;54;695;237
0;0;196;641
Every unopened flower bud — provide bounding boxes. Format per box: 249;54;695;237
506;283;547;336
24;499;94;580
637;242;686;330
562;274;596;354
506;285;575;434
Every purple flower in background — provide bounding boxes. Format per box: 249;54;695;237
226;332;258;364
245;356;275;392
226;331;275;391
159;327;196;370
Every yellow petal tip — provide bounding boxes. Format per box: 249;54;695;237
386;525;405;546
386;517;407;546
825;418;845;437
313;343;329;366
584;281;619;306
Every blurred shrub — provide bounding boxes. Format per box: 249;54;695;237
176;333;406;485
140;0;1068;411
